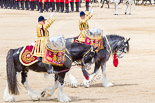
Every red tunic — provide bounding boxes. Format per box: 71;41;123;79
39;0;43;2
44;0;49;2
75;0;79;2
70;0;74;2
85;0;89;2
16;0;20;1
55;0;59;3
60;0;64;2
30;0;35;2
65;0;69;4
49;0;54;2
20;0;24;1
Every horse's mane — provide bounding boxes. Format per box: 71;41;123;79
106;34;125;41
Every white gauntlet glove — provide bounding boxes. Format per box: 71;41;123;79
50;13;54;18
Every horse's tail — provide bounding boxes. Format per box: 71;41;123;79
6;49;19;95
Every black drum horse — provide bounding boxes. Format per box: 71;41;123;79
3;41;97;102
66;34;130;88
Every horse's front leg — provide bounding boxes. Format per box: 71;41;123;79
41;78;59;100
101;63;114;87
83;62;100;88
67;71;78;88
57;73;71;102
21;70;41;101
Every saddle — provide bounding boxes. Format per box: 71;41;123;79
19;36;66;67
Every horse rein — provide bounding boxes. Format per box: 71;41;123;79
104;35;113;56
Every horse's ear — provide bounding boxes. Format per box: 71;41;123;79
126;38;131;42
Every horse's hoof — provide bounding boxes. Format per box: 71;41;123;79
58;95;71;102
125;12;127;15
83;79;90;88
103;82;114;87
129;13;131;15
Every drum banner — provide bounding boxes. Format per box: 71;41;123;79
19;45;38;66
42;46;65;66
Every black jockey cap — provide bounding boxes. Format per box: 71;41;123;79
80;11;86;17
38;16;46;22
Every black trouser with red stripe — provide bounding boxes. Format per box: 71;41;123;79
56;2;59;12
39;2;43;13
35;1;39;11
20;1;24;10
44;2;49;12
70;2;74;12
75;2;79;12
49;2;55;11
86;1;89;11
60;2;64;12
0;0;4;8
25;1;29;10
65;3;69;13
30;2;34;11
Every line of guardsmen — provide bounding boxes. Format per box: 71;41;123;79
0;0;90;13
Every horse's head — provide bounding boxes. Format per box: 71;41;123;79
82;46;97;70
115;38;130;58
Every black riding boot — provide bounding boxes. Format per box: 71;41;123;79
86;2;89;11
70;2;74;12
75;2;79;12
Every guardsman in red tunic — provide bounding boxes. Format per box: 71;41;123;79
55;0;59;12
70;0;74;12
75;0;79;12
30;0;34;11
49;0;55;11
65;0;69;13
44;0;49;12
85;0;89;11
60;0;64;12
20;0;24;10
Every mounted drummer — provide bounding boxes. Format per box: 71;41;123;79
32;13;55;73
77;8;94;42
